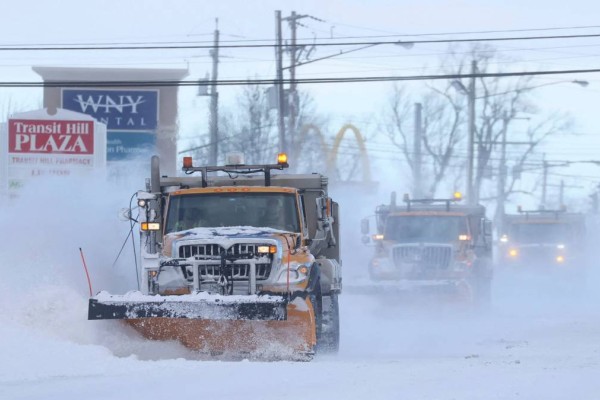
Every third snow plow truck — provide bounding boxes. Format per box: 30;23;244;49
499;207;586;270
88;153;342;360
359;192;493;305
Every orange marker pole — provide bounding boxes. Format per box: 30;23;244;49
79;247;93;297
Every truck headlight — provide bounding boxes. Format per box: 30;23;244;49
257;245;277;254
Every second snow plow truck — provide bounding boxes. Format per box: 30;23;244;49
89;153;342;359
359;192;493;304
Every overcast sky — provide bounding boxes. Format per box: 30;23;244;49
2;0;600;207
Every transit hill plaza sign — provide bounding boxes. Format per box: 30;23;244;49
62;89;158;161
0;108;106;194
9;120;94;154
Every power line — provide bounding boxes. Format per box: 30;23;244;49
3;67;600;88
4;24;600;47
325;23;600;40
1;32;600;51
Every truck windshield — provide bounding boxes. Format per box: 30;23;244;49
509;223;572;244
165;192;300;234
384;215;468;243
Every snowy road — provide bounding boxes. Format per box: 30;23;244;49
2;271;600;400
1;179;600;399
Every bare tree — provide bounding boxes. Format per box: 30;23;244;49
221;83;277;164
490;112;572;228
385;44;572;206
455;50;534;202
291;92;330;175
190;84;329;172
384;84;464;196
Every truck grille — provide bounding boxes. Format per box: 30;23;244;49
178;243;267;258
197;263;272;281
392;245;452;270
179;244;221;258
177;242;274;281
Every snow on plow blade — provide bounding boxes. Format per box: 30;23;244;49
88;292;287;321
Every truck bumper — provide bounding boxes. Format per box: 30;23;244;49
88;292;287;321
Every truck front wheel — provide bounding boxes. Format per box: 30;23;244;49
318;293;340;353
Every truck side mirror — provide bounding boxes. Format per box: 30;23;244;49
361;218;370;235
315;197;324;220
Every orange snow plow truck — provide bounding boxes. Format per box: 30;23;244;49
88;154;342;359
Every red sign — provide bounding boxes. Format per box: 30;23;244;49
8;119;94;154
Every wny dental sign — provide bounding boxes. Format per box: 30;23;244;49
9;120;94;154
62;89;157;130
62;89;158;161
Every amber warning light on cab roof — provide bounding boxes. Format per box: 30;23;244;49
277;153;288;165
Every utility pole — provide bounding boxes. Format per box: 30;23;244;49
413;102;423;197
496;113;508;234
467;60;477;205
275;10;286;153
208;19;220;165
288;11;299;155
283;11;310;163
547;180;580;208
542;156;548;207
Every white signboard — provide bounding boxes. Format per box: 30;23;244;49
0;108;107;195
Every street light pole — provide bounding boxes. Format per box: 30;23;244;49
467;60;477;205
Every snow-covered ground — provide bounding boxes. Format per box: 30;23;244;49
1;176;600;399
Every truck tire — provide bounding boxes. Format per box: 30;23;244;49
309;276;323;353
318;293;340;353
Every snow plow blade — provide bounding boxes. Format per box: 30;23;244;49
88;292;288;321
